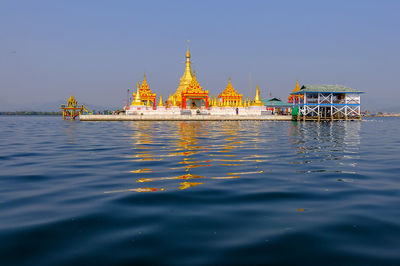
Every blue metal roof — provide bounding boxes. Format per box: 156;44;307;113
291;84;364;95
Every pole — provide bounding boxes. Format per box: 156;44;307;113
127;89;130;107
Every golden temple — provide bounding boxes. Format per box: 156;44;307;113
127;46;266;114
132;74;157;108
179;71;209;109
218;77;243;107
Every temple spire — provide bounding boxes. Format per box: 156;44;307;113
174;45;193;99
293;79;300;92
186;40;191;58
131;82;143;106
255;85;261;100
251;85;264;106
158;95;164;107
141;74;149;89
186;47;191;58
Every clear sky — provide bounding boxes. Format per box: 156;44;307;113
1;0;399;111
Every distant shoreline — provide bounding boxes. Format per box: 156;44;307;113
366;114;400;117
0;111;62;116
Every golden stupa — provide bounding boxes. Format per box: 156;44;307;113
158;94;164;107
251;85;264;106
131;82;143;106
173;47;193;104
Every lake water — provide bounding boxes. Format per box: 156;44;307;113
1;116;400;265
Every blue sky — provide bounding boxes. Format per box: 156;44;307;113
1;0;399;111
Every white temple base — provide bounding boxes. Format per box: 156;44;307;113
126;105;267;116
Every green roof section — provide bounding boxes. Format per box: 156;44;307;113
262;98;292;107
291;84;364;94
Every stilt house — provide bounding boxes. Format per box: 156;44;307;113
291;84;364;121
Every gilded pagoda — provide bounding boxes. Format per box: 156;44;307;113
180;71;209;109
125;45;269;116
171;47;209;109
250;85;264;106
173;47;193;104
132;74;157;108
218;77;243;107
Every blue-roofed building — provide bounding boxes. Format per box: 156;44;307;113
291;84;364;121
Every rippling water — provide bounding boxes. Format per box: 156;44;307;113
1;116;400;265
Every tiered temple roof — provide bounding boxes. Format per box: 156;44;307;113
132;74;156;107
179;71;209;109
184;71;207;94
218;77;243;106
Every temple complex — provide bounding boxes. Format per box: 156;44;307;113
78;46;365;121
126;47;265;116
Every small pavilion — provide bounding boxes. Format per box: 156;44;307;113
180;71;209;109
132;74;156;108
262;97;292;114
288;80;303;103
60;96;89;120
218;77;243;107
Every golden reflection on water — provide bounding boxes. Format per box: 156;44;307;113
170;164;212;171
167;151;199;157
104;187;163;193
179;159;211;164
130;158;163;162
130;168;154;173
105;121;265;193
209;154;236;157
211;176;240;180
227;170;264;175
131;154;153;158
102;121;364;194
137;173;205;183
179;182;203;190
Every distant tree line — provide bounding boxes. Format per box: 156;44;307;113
0;111;63;116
